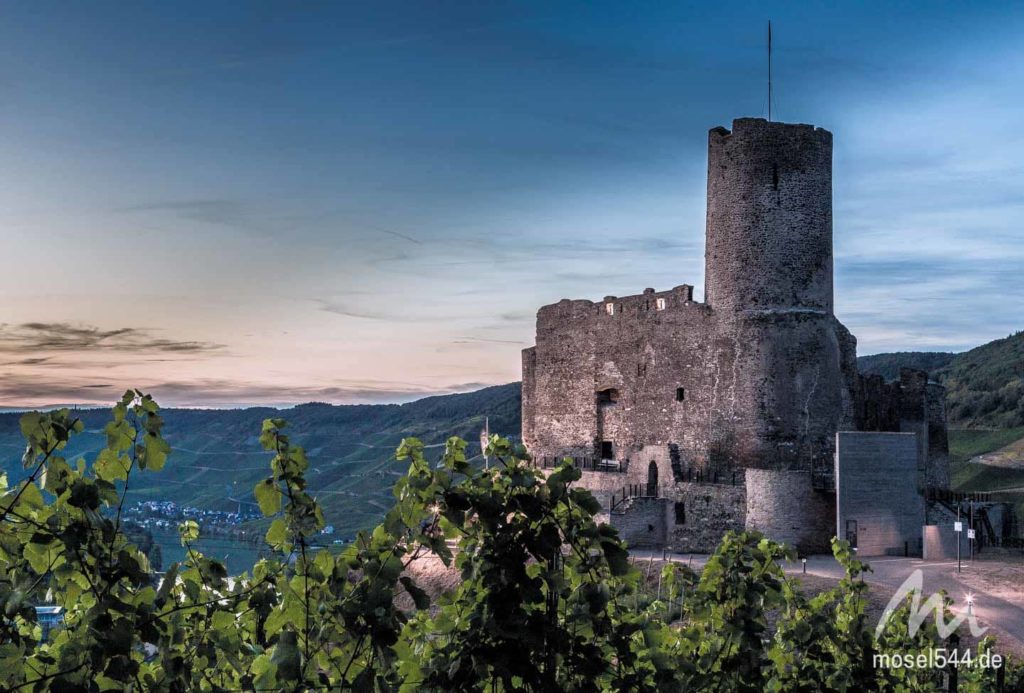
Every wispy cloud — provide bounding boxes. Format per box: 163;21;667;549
315;301;388;320
120;199;248;228
4;356;53;366
0;323;223;354
451;336;525;345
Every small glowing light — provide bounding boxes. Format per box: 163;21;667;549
966;593;974;606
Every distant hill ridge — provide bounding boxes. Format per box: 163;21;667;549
855;352;956;382
0;383;522;538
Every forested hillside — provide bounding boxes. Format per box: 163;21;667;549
935;331;1024;428
0;383;521;538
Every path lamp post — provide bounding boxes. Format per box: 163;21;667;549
955;506;963;574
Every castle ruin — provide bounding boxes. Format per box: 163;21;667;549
521;118;952;555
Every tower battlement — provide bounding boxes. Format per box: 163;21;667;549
536;285;698;323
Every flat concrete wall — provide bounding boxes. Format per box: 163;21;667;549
923;524;962;561
835;431;923;557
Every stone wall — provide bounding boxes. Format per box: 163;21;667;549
835;432;924;557
744;469;835;554
925;383;951;489
664;483;746;553
713;311;852;469
523;285;718;464
610;497;669;549
704;119;833;314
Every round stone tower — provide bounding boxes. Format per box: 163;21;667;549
704;118;833;314
701;118;851;476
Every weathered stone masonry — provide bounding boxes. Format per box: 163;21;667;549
521;118;951;554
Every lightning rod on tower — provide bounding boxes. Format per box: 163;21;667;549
768;20;773;122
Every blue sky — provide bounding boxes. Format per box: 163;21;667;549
1;1;1023;407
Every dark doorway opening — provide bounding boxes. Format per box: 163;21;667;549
600;441;614;460
647;460;658;496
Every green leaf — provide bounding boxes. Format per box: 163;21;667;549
212;610;236;630
18;480;44;510
94;448;129;482
266;518;288;547
24;540;54;574
178;519;200;545
41;458;70;494
141;434;171;472
254;478;281;517
18;411;42;443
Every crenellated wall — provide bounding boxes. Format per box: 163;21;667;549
525;285;719;466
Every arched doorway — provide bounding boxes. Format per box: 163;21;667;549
646;460;658;497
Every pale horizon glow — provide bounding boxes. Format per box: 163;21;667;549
2;2;1024;408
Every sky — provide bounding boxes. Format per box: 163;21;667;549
2;1;1024;408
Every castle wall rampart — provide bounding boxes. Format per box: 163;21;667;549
525;285;718;463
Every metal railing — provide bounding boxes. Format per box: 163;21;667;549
536;456;630;474
676;468;744;487
924;488;996;503
610;483;664;512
